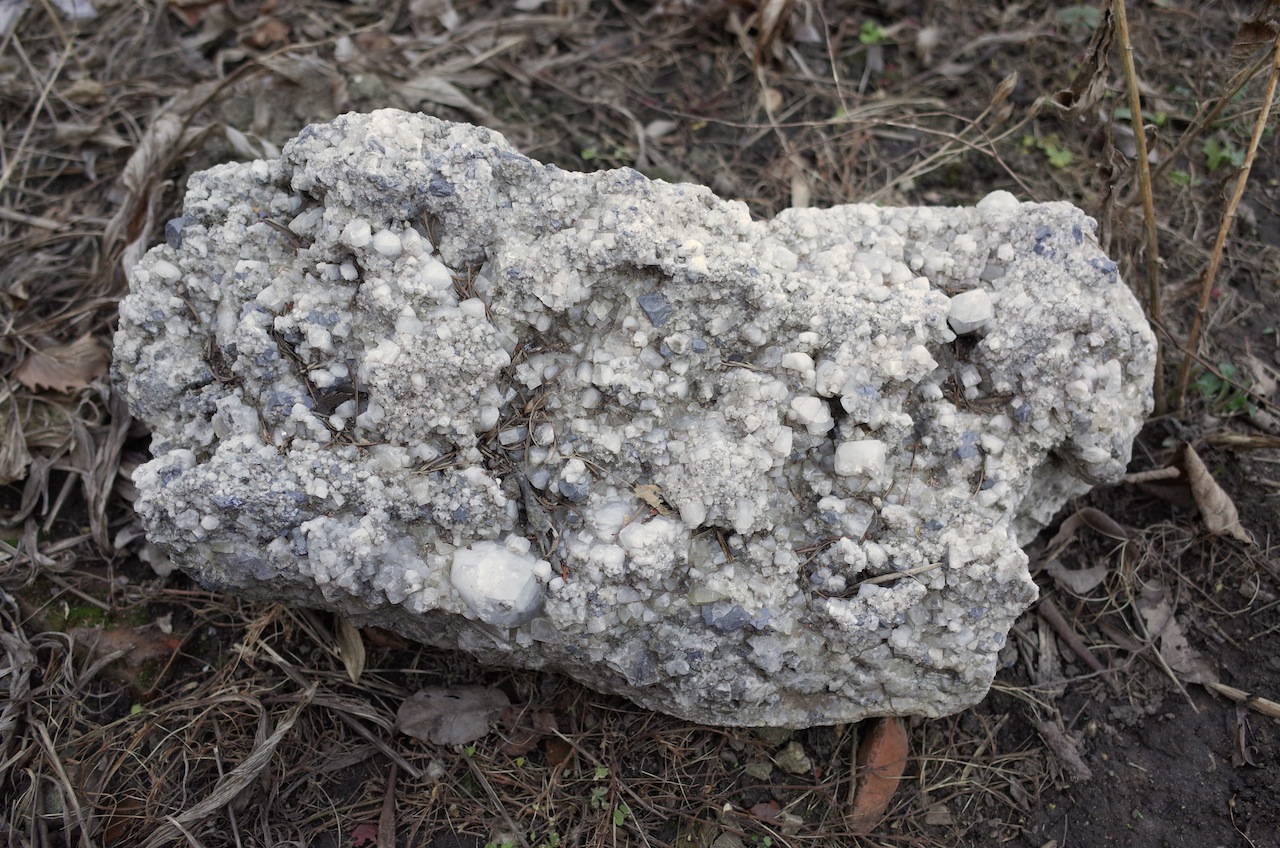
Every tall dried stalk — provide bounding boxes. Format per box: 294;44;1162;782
1112;0;1166;414
1175;35;1280;411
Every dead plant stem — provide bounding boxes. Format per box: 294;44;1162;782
1112;0;1166;414
1175;36;1280;411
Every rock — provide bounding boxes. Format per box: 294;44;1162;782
774;741;813;775
113;110;1156;727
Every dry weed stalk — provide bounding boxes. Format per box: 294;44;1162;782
1176;34;1280;410
1110;0;1166;414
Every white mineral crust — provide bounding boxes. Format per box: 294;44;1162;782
113;110;1156;727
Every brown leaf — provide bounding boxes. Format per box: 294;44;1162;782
13;335;109;394
634;483;673;516
362;625;410;650
544;736;575;767
497;706;561;757
1136;581;1219;686
335;615;366;685
749;800;781;820
70;625;182;692
1177;444;1254;543
1050;0;1115;115
1230;19;1279;63
850;717;908;832
397;686;510;746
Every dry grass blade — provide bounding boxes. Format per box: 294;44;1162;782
141;683;317;848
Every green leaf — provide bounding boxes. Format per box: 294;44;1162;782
1046;146;1073;168
1170;170;1191;187
859;21;885;45
613;804;631;826
1204;137;1244;171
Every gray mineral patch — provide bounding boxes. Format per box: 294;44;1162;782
113;110;1155;727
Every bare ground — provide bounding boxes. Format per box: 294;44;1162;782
2;1;1279;846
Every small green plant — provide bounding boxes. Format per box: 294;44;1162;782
589;786;607;809
484;841;515;848
750;837;774;847
1192;362;1254;416
1169;169;1192;187
1022;133;1073;168
859;20;886;45
612;803;631;827
1203;137;1245;171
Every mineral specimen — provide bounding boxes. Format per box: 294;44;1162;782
113;110;1156;726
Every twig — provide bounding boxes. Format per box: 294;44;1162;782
1111;0;1165;414
1175;36;1280;410
1037;598;1121;695
1205;682;1280;721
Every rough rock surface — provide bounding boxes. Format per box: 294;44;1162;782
113;110;1156;727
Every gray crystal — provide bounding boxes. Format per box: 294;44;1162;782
113;110;1156;727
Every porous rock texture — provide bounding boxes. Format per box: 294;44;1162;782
114;110;1156;727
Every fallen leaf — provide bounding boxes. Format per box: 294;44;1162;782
362;626;410;650
497;704;558;757
397;686;510;746
1230;19;1279;63
1045;558;1109;595
335;615;365;685
749;800;781;820
1136;581;1219;686
1177;444;1254;543
1050;1;1114;115
634;484;673;516
70;625;182;693
544;735;575;767
850;716;908;832
350;822;379;847
13;334;109;394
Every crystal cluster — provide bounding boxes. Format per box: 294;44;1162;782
114;111;1155;726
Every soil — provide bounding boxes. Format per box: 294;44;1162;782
2;1;1279;847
